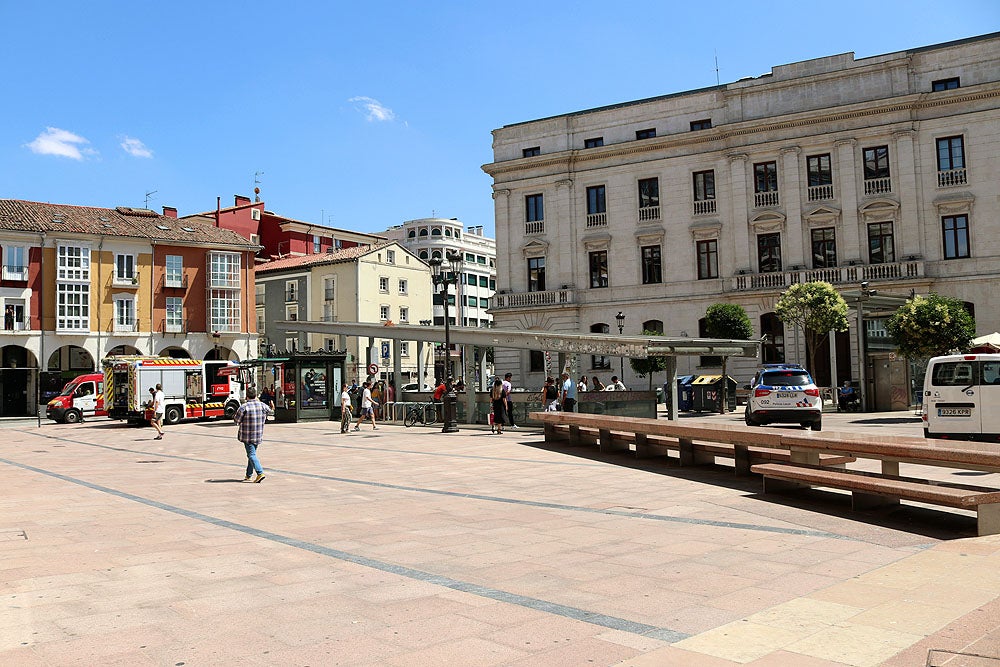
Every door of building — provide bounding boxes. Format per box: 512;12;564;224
870;353;910;411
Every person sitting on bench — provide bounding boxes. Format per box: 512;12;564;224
838;381;858;411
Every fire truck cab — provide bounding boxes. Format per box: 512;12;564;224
104;356;244;425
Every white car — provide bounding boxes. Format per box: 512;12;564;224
744;364;823;430
400;383;433;392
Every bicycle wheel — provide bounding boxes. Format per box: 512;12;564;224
424;404;438;425
404;409;419;428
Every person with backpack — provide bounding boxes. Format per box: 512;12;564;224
540;377;560;411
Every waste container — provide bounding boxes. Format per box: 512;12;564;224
690;374;738;412
665;375;695;412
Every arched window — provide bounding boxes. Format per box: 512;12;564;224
419;228;428;237
407;230;416;238
643;319;664;335
432;250;442;259
431;228;442;236
760;313;785;364
590;323;611;369
418;250;428;260
444;228;452;237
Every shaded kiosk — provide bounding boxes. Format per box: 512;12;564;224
247;350;346;423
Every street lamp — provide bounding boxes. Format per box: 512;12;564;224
616;311;626;379
428;250;463;433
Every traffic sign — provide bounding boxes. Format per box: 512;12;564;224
367;363;379;376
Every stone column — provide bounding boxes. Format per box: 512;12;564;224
492;189;512;292
727;153;752;272
835;139;861;262
893;130;921;259
780;146;804;267
554;178;575;290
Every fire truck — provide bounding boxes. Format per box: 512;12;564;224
103;356;245;425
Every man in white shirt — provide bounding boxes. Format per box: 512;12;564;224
604;376;627;391
502;372;518;429
340;383;353;433
151;383;165;439
353;381;377;431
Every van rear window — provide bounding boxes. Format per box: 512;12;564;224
931;361;975;386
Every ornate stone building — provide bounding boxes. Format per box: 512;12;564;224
483;33;1000;409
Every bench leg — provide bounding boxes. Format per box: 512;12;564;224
679;438;714;466
734;444;751;475
544;423;567;442
635;433;668;459
881;460;900;477
852;491;900;510
567;424;583;445
599;428;628;453
978;503;1000;536
790;450;821;466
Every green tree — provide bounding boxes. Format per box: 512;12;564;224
886;293;975;359
629;330;668;390
774;282;849;378
704;303;754;413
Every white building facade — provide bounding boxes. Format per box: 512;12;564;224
483;33;1000;409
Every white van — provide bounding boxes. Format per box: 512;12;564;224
922;353;1000;441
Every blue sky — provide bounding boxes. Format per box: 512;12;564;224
1;1;996;236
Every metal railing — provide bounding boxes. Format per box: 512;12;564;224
165;274;188;289
731;260;924;291
112;275;139;287
492;288;575;310
113;320;139;333
1;265;28;281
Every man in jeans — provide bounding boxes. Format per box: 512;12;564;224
560;371;578;413
234;386;272;483
502;372;518;429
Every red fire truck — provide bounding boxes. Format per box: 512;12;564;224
104;356;244;425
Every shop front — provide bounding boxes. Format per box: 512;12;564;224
248;351;347;422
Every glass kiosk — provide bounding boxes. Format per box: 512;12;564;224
247;351;346;423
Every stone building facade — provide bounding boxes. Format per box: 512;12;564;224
483;33;1000;408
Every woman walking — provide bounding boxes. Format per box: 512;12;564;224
490;377;507;434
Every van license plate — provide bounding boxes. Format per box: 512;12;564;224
938;407;972;417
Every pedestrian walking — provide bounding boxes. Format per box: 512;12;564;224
151;383;165;439
502;372;519;429
560;372;577;412
354;380;378;431
490;378;506;434
540;376;560;411
340;383;353;433
233;386;272;482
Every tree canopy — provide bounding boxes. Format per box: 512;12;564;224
886;293;975;359
774;282;849;375
704;303;754;341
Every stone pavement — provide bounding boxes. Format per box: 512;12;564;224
2;411;1000;666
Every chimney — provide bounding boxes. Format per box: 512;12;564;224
162;206;178;219
234;195;251;206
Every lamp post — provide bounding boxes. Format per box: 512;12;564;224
428;250;463;433
616;311;626;379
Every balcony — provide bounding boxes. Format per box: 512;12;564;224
166;274;188;289
525;220;544;235
638;206;661;222
693;199;716;216
731;260;925;292
586;212;607;228
754;191;779;208
1;319;27;332
112;274;139;288
807;184;835;201
162;318;187;334
113;320;138;333
864;177;892;196
492;288;575;311
1;265;28;281
937;168;967;187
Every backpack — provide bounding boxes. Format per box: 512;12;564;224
545;385;558;400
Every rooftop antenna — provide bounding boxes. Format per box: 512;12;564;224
253;171;264;202
144;190;158;209
715;50;720;86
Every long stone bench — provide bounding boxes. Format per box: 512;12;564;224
751;462;1000;536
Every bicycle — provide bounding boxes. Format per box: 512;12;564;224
404;402;439;427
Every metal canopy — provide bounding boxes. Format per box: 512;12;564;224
275;321;760;358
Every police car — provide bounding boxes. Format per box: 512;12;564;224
744;364;823;430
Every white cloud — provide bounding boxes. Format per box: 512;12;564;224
348;96;396;122
120;136;153;158
25;127;96;160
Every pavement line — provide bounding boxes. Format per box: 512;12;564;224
0;455;689;643
25;431;844;540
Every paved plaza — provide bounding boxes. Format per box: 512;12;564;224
3;410;1000;666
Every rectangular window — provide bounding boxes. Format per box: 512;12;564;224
165;255;183;287
285;304;298;322
467;296;478;307
478;276;488;288
811;228;837;269
114;254;136;283
399;306;408;322
586;185;606;215
324;277;335;301
638;178;659;209
313;235;321;253
380;305;389;320
209;252;240;289
589;251;608;288
863;146;890;180
693;170;715;200
285;280;297;302
379;276;389;293
690;119;712;131
867;222;895;264
584;137;604;148
477;255;486;264
641;245;662;285
400;342;409;356
386;250;395;264
754;161;778;193
525;194;544;222
489;278;496;290
757;233;782;273
479;297;489;308
697;240;718;280
398;278;407;294
942;215;970;259
114;296;136;332
936;136;965;171
209;290;241;332
527;257;545;292
465;252;476;263
2;245;27;280
932;77;960;91
166;297;183;333
529;350;544;372
56;283;89;330
807;154;833;186
635;128;656;140
522;146;540;158
467;273;477;286
57;245;90;281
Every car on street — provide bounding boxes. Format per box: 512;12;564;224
744;363;823;430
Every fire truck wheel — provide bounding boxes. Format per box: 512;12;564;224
164;406;182;425
224;400;240;419
64;409;82;424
